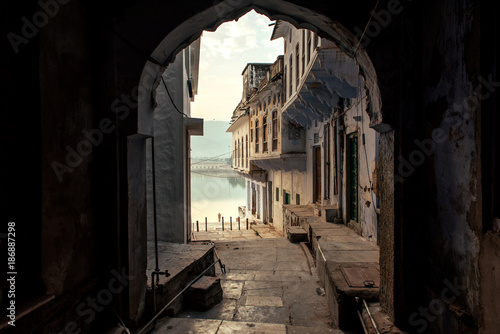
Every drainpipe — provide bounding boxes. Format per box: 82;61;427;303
150;136;170;313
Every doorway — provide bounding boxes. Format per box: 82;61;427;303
313;146;322;203
252;185;256;216
268;181;273;222
347;133;358;223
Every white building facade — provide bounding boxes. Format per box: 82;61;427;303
146;39;203;244
228;22;380;243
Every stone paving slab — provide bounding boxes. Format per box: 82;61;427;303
179;298;237;321
253;274;303;282
243;280;284;290
152;318;222;334
161;234;340;332
244;287;284;297
217;321;286;334
246;296;283;307
234;305;289;324
221;280;243;300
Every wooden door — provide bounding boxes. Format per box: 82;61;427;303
347;134;358;222
251;187;256;215
314;146;322;203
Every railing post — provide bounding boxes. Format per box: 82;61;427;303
230;217;232;230
246;218;249;230
196;220;199;232
222;217;224;231
238;217;240;230
205;217;208;231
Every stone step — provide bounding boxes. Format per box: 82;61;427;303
184;276;223;310
287;226;308;243
150;317;348;334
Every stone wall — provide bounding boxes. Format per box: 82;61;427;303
1;0;497;333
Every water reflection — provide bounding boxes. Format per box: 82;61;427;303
191;170;246;223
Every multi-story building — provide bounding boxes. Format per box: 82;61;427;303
146;39;203;244
227;62;277;221
228;21;380;243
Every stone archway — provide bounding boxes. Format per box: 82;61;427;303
113;0;394;324
137;1;386;137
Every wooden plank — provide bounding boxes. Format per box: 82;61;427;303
341;266;380;288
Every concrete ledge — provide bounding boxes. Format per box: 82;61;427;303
145;242;215;317
312;225;380;331
287;226;308;243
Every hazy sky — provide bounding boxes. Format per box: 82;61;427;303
191;10;283;122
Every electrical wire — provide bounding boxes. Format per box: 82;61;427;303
161;76;188;117
105;23;186;116
354;0;381;54
355;66;377;211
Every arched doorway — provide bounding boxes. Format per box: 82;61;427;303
123;0;390;325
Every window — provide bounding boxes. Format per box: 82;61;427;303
250;121;253;142
296;194;300;205
276;187;279;201
240;139;242;166
296;44;300;88
284;66;287;99
324;124;331;200
284;191;291;205
255;119;260;153
263;113;268;152
272;110;278;151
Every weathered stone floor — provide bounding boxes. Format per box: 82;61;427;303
149;224;346;333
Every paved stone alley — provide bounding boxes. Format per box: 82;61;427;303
149;223;347;333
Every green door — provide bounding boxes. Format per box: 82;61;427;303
347;134;358;222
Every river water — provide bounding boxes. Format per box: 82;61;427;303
190;170;246;225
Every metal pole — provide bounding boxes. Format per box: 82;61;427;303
230;217;232;230
362;298;381;334
151;137;160;277
246;218;249;230
222;217;224;231
238;217;240;230
205;217;207;231
196;220;199;232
